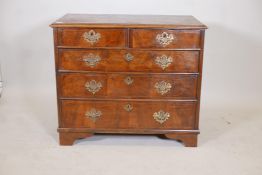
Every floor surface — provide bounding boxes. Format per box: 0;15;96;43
0;89;261;175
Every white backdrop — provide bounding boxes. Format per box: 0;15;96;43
1;0;262;109
1;1;262;175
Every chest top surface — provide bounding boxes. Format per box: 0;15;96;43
50;14;207;29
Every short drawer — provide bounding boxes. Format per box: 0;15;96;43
61;100;197;129
59;73;198;99
59;49;199;73
58;28;127;48
130;29;201;49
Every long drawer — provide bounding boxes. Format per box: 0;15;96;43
58;73;198;99
60;100;197;129
59;49;199;73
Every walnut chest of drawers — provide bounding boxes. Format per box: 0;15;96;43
50;14;207;147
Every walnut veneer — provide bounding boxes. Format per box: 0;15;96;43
51;14;207;147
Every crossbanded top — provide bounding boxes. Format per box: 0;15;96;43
50;14;207;29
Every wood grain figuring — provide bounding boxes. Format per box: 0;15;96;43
51;14;207;147
61;100;196;129
58;28;127;47
130;29;201;49
59;73;198;99
59;49;200;73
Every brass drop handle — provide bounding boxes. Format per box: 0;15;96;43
155;55;173;70
155;81;172;95
85;80;102;94
82;53;101;67
85;108;102;122
156;32;175;47
83;30;101;44
153;110;170;124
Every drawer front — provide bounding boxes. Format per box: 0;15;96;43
59;49;199;73
61;100;196;129
58;28;127;47
131;29;201;49
61;100;117;128
59;73;197;99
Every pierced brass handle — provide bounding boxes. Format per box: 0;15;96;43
124;76;134;85
85;80;102;94
156;32;175;47
83;30;101;44
124;53;134;62
153;110;170;124
82;53;101;67
124;104;133;112
85;108;102;122
155;55;173;70
155;81;172;95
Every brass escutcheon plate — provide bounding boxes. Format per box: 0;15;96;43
124;53;134;62
124;76;134;85
124;104;133;112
